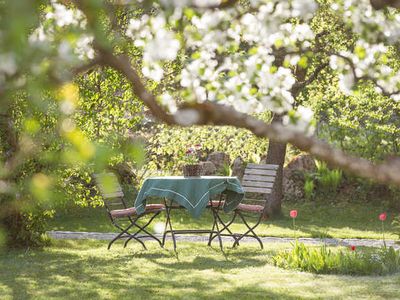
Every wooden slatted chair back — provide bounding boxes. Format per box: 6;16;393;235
241;163;279;204
94;173;127;212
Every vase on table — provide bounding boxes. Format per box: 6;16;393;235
182;164;202;177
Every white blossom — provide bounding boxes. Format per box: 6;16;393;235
174;109;201;125
35;0;399;119
159;93;178;113
0;53;17;76
29;26;48;43
143;30;180;62
291;0;318;20
142;64;164;82
283;106;315;135
46;1;85;28
75;35;95;60
338;73;355;95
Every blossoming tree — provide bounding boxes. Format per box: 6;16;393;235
1;0;400;246
87;0;400;215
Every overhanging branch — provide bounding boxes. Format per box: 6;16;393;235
75;0;400;186
370;0;400;9
99;49;400;186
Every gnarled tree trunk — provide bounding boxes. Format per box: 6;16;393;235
262;114;287;218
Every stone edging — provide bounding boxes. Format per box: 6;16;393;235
47;231;400;249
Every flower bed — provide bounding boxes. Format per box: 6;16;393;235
272;209;400;275
272;242;400;276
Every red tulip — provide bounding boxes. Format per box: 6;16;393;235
290;210;298;218
379;212;387;221
350;245;356;251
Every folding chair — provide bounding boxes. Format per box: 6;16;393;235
94;173;165;250
208;163;279;249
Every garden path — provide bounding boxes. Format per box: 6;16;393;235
47;231;400;249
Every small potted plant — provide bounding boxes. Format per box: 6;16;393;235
182;145;202;177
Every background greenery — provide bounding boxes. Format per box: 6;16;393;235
1;1;399;249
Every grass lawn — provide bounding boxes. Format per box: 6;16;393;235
48;202;399;240
1;240;400;299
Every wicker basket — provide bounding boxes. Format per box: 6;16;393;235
183;164;202;177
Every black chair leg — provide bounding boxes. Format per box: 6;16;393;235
208;211;239;245
233;212;263;249
108;222;147;250
209;208;224;251
123;212;163;248
162;203;177;251
207;212;217;246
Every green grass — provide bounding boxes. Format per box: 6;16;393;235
48;202;399;240
1;240;400;299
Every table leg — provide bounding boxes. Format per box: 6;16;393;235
210;208;224;251
208;193;241;248
161;198;231;251
162;199;177;251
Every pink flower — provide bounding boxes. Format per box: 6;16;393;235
195;144;202;149
379;212;387;221
290;210;298;218
350;245;356;251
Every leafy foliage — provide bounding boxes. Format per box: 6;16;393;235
1;0;400;249
303;177;315;201
309;81;400;161
75;68;145;143
273;242;400;275
146;123;270;173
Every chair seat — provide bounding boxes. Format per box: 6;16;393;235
110;203;165;218
235;203;264;213
209;201;264;213
208;200;225;207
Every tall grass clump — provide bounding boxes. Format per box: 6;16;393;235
272;242;400;276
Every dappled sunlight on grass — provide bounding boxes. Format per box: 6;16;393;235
1;240;400;299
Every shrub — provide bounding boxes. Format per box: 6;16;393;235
316;161;342;191
392;215;400;240
303;178;315;201
309;161;342;197
272;242;400;276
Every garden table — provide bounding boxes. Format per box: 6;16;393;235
134;176;244;250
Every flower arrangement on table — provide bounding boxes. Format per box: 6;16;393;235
182;144;203;177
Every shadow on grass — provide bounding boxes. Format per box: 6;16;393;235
1;240;400;299
0;241;292;299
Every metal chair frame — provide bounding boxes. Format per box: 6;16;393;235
207;194;240;248
95;173;164;250
106;205;163;250
208;163;279;249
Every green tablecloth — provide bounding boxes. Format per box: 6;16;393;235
134;176;244;218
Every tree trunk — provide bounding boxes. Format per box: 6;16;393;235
0;111;22;248
262;114;287;218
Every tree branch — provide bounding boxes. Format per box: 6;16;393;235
291;63;329;97
331;52;400;97
105;0;239;9
98;48;400;186
72;57;102;75
98;49;175;124
75;0;400;186
370;0;400;9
